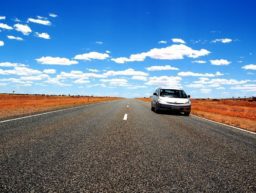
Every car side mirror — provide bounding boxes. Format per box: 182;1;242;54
153;92;157;96
188;95;191;98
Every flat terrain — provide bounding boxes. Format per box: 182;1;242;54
137;98;256;132
0;94;120;120
0;99;255;192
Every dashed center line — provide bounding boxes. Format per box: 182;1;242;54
123;113;128;120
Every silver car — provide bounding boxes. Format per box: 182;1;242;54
151;88;191;116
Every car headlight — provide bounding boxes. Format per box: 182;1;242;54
185;100;191;104
158;99;164;103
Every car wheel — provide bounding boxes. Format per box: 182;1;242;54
184;112;190;116
155;104;160;113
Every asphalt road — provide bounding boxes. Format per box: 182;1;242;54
0;99;255;192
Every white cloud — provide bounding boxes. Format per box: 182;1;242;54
0;40;4;46
36;56;78;65
131;76;147;81
231;84;256;92
242;64;256;70
74;52;110;60
49;13;58;18
0;23;13;30
103;68;148;77
20;74;49;81
27;18;51;26
96;41;103;45
100;78;128;87
74;79;90;84
212;38;232;43
210;59;231;66
146;76;182;88
194;78;249;88
7;35;23;41
57;71;105;80
35;32;50;39
87;68;99;72
0;16;6;20
14;24;32;35
158;40;167;44
172;38;186;44
200;88;212;94
192;60;206;64
146;65;179;71
0;66;42;76
111;44;210;64
178;71;223;77
43;69;56;74
0;62;26;67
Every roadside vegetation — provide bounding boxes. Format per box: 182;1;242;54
0;94;121;120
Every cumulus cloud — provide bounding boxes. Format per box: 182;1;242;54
190;78;249;89
43;69;56;74
231;84;256;92
14;24;32;35
27;17;51;26
242;64;256;70
36;56;78;65
212;38;232;43
192;60;206;64
146;65;179;71
57;71;105;80
103;68;148;77
49;13;58;18
158;40;167;44
0;16;6;20
35;32;50;39
178;71;223;77
74;79;90;84
0;23;13;30
7;35;23;41
0;66;42;76
172;38;186;44
0;62;26;67
131;76;147;81
187;77;251;92
0;40;4;46
74;52;110;60
100;78;128;87
210;59;231;65
111;44;210;64
146;76;182;88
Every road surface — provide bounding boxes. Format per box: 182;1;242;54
0;99;255;192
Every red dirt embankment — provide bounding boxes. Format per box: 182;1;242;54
0;94;121;120
136;98;256;132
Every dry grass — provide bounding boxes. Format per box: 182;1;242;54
137;97;256;132
0;94;121;120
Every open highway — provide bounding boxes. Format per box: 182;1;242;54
0;99;255;192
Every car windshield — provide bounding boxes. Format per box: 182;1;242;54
160;89;188;98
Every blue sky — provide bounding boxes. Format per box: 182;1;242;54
0;0;255;98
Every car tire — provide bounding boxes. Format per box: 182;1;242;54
184;112;190;116
155;104;160;113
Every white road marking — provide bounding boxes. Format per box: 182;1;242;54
123;113;128;120
0;101;110;124
192;114;255;135
127;105;129;108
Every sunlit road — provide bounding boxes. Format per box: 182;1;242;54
0;99;255;192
